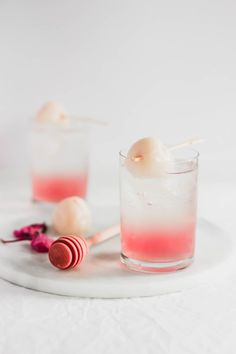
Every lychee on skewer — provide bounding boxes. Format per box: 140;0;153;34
36;101;107;126
36;101;67;124
125;137;202;178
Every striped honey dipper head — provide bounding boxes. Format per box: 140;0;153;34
48;235;88;270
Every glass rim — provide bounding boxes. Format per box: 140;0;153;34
119;147;199;162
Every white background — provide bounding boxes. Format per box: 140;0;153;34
0;0;235;192
0;2;236;353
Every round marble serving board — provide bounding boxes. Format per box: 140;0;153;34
0;203;234;298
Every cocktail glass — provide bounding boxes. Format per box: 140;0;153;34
119;148;199;272
30;121;89;203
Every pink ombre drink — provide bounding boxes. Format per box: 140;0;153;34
30;122;89;203
32;174;88;202
119;148;199;272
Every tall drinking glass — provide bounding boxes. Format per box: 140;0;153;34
30;122;89;203
119;148;199;272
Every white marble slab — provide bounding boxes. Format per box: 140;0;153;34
0;204;234;298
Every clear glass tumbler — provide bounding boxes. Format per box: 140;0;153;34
119;148;199;272
30;121;89;203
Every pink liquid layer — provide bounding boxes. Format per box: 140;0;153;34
32;174;88;202
121;222;195;262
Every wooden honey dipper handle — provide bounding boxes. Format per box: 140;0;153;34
87;224;120;247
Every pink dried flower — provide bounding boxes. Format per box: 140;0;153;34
1;222;52;254
30;233;53;253
13;223;47;240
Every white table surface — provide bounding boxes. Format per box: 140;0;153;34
0;180;236;354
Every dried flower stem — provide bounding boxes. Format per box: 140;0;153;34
0;238;25;244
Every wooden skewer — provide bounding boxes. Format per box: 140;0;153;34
69;115;108;126
168;138;204;151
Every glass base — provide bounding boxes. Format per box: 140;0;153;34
120;253;193;273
